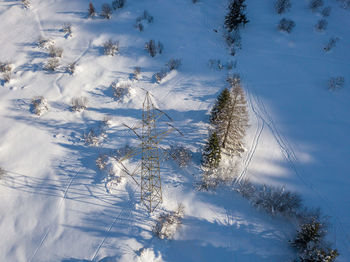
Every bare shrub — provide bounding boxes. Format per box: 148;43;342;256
83;128;105;146
278;18;295;33
309;0;324;12
328;76;345;91
66;62;76;74
153;204;185;239
135;22;144;32
135;10;153;31
101;3;112;19
62;23;73;38
37;37;54;49
165;145;192;167
208;59;226;70
22;0;30;8
131;66;141;80
96;154;108;170
225;30;242;56
324;37;339;52
166;59;182;71
0;62;13;73
0;167;6;179
315;19;328;32
88;2;96;17
253;185;302;216
44;58;60;71
49;46;63;58
321;6;331;17
103;39;119;56
31;96;49;116
275;0;291;14
3;71;11;83
111;81;131;100
145;40;157;57
145;40;163;57
235;179;256;199
154;70;167;83
71;97;88;112
112;0;125;10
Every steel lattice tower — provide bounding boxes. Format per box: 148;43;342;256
140;93;162;212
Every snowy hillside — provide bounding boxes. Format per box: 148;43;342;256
0;0;349;261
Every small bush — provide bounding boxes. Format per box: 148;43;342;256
321;6;331;17
153;204;185;240
83;128;106;146
309;0;324;12
0;62;13;73
154;70;167;83
166;59;182;71
103;40;119;56
0;167;6;179
101;3;112;19
315;19;328;32
49;46;63;58
31;96;49;116
131;66;141;80
96;154;108;170
88;2;96;17
71;97;88;112
165;145;192;167
253;185;302;216
145;40;163;57
328;76;345;91
112;0;125;10
62;23;73;38
111;81;131;100
66;62;76;75
275;0;291;14
324;37;339;52
278;18;295;33
37;37;54;49
44;58;60;71
22;0;30;8
142;10;154;23
135;11;153;31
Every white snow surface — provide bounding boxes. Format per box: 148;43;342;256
0;0;349;261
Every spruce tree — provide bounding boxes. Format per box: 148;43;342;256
210;88;231;125
215;77;249;155
202;132;221;168
225;0;249;32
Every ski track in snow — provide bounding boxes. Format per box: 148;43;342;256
245;83;350;251
90;185;137;261
235;86;265;185
28;168;81;262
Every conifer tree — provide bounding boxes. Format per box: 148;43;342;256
214;76;249;155
225;0;249;32
202;132;221;169
210;88;230;125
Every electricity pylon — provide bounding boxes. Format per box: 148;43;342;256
118;92;181;213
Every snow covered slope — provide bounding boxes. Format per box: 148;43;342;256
0;0;349;261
